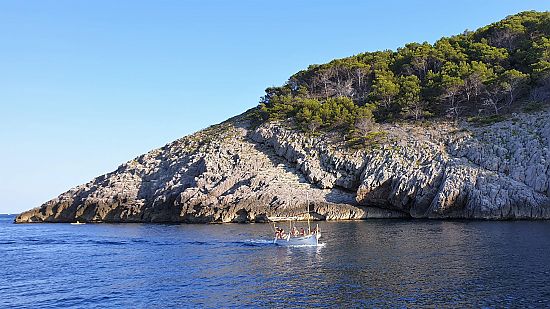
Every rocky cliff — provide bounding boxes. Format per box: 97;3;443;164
15;108;550;223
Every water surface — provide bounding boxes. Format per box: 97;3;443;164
1;215;550;308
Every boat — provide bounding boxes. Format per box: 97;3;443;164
271;223;321;246
269;193;322;246
70;221;86;225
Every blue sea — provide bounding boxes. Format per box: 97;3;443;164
1;214;550;308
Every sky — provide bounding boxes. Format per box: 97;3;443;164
0;0;548;214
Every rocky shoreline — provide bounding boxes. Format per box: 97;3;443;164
15;108;550;223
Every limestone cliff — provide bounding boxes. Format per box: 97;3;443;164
15;108;550;223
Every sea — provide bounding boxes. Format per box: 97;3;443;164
1;214;550;308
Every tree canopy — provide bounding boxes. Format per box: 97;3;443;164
258;11;550;134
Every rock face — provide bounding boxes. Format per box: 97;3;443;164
16;109;550;223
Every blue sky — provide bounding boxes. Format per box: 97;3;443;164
1;1;548;214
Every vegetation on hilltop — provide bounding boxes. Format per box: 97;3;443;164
256;11;550;141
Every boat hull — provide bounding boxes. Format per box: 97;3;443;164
273;233;321;246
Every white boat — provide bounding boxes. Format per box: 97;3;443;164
272;226;321;246
70;221;86;225
269;192;322;246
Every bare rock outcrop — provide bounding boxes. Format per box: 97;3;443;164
16;109;550;223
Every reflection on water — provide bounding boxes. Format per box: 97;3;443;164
1;215;550;307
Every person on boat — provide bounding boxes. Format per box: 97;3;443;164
279;229;285;239
300;227;305;236
275;227;282;239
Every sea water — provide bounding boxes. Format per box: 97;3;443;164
1;214;550;308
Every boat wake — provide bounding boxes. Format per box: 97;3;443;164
235;239;274;247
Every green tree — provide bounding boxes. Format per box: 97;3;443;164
440;75;465;119
500;69;529;105
398;75;423;120
372;70;400;109
462;61;494;103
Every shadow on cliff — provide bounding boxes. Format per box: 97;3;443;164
129;150;209;222
242;123;364;208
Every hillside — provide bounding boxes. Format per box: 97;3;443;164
258;11;550;139
16;12;550;223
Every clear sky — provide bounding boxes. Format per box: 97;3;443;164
1;1;548;214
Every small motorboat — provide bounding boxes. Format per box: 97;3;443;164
272;224;321;246
269;193;322;246
70;221;86;225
